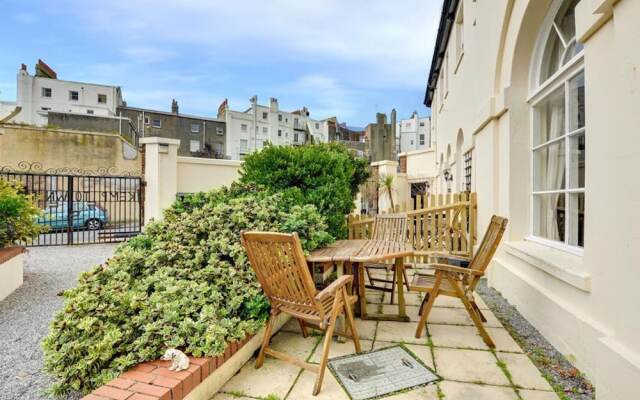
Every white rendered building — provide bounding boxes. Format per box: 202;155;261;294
396;112;431;153
1;60;123;126
218;96;329;160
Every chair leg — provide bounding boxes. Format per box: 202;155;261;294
342;287;361;353
415;273;442;338
298;318;309;338
403;269;410;292
256;311;276;368
389;268;397;304
313;303;339;395
471;301;487;322
418;293;430;316
449;277;495;349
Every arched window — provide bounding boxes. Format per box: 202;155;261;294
530;0;585;250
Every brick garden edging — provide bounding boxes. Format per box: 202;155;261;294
81;314;290;400
0;246;25;265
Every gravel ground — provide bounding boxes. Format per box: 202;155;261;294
477;279;595;400
0;244;117;400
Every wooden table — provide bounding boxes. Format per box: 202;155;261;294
307;239;414;322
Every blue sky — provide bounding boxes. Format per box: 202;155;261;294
0;0;439;127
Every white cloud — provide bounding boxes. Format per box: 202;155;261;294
64;0;440;89
281;74;359;119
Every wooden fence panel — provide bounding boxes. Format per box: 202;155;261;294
347;192;477;264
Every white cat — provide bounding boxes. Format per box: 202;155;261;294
161;348;190;372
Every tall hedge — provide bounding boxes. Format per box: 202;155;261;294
240;142;370;238
42;185;332;396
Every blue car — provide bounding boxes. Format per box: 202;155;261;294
37;202;108;231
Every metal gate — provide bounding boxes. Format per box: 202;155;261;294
1;172;144;246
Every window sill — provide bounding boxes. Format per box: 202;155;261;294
503;240;591;292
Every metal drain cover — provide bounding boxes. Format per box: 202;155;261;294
328;345;439;400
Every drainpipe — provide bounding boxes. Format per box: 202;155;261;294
202;121;206;154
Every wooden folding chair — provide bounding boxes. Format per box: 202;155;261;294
241;231;361;396
410;216;508;348
364;213;410;304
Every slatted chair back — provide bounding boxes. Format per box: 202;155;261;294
372;213;408;243
467;215;508;290
241;231;324;321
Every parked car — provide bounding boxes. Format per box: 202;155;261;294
36;202;108;231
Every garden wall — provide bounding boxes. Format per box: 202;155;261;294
0;247;25;301
0;124;141;176
141;137;241;222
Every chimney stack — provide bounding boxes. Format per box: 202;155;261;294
171;99;179;114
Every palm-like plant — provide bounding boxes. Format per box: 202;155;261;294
379;174;395;212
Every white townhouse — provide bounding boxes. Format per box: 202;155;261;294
409;0;640;398
396;111;431;153
1;60;123;126
218;96;329;160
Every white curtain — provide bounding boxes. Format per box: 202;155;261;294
542;103;565;240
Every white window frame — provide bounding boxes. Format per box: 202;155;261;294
190;123;200;133
42;87;52;98
97;94;107;104
216;127;224;135
527;0;585;256
189;139;201;152
69;90;79;101
240;123;248;132
151;118;162;128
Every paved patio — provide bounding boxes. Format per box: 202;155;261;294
213;268;559;400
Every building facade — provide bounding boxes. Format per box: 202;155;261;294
2;60;123;126
218;96;328;160
118;101;226;158
366;110;397;162
419;0;640;398
396;112;431;153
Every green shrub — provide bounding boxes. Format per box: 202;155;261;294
239;142;369;238
42;186;332;396
0;179;47;247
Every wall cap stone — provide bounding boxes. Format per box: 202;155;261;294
140;137;181;146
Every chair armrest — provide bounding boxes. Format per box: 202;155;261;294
315;275;353;301
428;263;482;275
430;251;472;263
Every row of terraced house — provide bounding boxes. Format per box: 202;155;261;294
0;60;430;161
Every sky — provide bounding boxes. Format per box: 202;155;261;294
0;0;440;127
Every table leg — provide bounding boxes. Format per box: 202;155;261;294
357;262;367;318
395;257;407;319
335;261;346;343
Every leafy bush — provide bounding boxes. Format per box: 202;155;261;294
0;179;46;247
239;142;369;238
43;185;332;395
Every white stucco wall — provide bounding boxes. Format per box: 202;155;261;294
420;0;640;398
10;68;121;126
222;97;329;160
177;157;241;194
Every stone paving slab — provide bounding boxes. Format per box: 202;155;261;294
433;347;511;386
428;324;492;350
213;286;559;400
497;352;554;391
439;381;519;400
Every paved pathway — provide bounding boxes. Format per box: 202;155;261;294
214;268;560;400
0;244;117;400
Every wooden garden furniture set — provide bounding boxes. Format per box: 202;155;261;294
241;214;508;396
